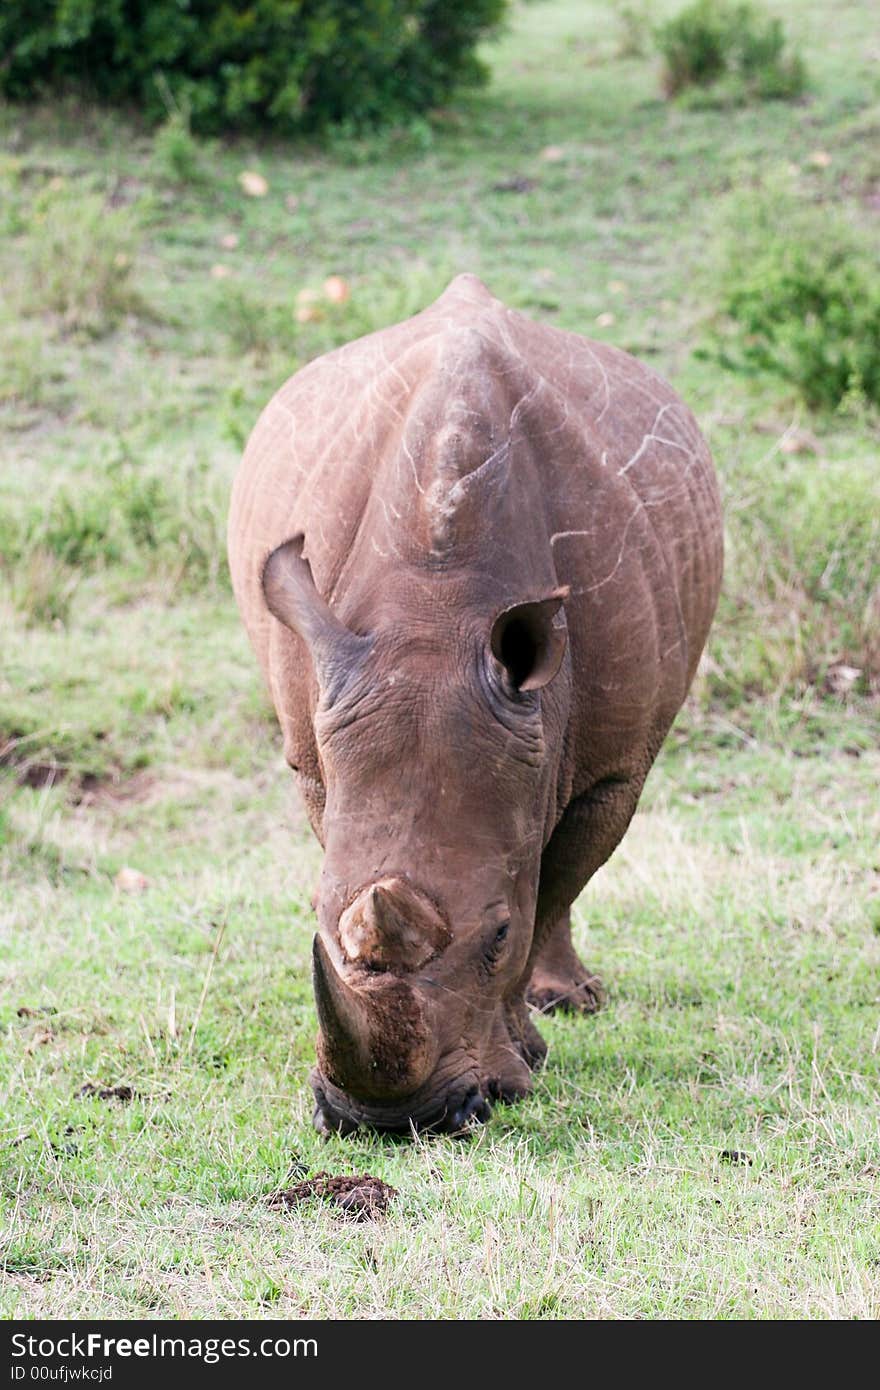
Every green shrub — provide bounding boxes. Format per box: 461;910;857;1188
8;546;81;627
0;156;28;238
656;0;805;103
0;456;229;624
214;286;299;360
15;187;143;337
152;108;207;185
0;1;509;135
706;177;880;411
0;314;68;409
711;451;880;701
213;264;449;363
616;3;656;60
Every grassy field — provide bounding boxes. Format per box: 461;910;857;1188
1;0;878;1319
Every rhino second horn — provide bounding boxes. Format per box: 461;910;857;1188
338;878;450;972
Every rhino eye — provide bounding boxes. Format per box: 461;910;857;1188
483;921;510;965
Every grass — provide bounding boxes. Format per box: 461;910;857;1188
1;0;878;1319
2;715;878;1318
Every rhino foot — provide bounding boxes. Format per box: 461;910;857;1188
527;910;604;1016
526;971;604;1015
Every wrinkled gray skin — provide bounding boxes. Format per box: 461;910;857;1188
228;275;723;1136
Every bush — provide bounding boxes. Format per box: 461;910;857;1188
0;314;68;410
152;108;208;185
14;186;143;337
707;177;880;411
0;1;509;135
616;3;656;60
656;0;805;103
212;263;449;364
711;451;880;702
0;455;228;624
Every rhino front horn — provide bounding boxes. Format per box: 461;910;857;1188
311;934;435;1100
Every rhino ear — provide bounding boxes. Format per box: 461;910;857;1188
262;536;371;696
490;587;570;693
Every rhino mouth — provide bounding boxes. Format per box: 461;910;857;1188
310;1069;493;1137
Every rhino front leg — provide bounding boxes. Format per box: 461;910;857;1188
526;910;604;1015
525;776;647;1016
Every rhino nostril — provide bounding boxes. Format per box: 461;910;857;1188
447;1087;491;1134
312;1103;360;1137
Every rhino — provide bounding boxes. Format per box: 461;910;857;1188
228;274;723;1135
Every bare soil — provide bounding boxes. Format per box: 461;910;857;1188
78;1083;136;1102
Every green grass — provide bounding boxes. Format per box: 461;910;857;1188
1;0;878;1319
2;716;878;1318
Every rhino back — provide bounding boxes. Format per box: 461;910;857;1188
228;274;722;799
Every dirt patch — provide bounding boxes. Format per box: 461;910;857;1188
78;1083;137;1103
269;1172;398;1222
0;732;154;803
77;768;247;811
73;771;157;808
16;762;69;790
491;175;537;194
1;733;69;789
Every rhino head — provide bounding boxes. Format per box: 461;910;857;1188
263;534;570;1134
